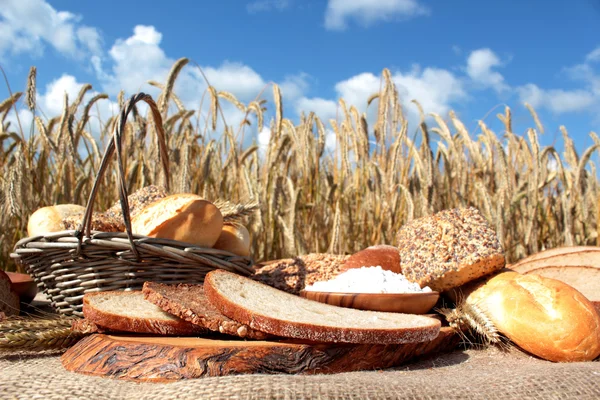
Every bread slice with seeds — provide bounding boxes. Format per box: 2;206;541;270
142;282;269;340
204;270;441;344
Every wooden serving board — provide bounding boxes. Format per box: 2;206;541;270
61;327;458;382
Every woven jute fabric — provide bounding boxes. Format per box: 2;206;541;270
1;346;598;400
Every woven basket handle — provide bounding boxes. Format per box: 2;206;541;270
78;93;170;256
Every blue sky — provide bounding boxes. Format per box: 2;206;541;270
1;0;599;153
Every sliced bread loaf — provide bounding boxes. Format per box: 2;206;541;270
82;291;207;335
204;270;441;344
142;282;269;339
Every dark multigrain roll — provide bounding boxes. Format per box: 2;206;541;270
251;253;350;295
396;207;505;292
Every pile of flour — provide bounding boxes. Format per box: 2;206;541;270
303;266;432;294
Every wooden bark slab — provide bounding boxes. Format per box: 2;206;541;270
61;327;459;382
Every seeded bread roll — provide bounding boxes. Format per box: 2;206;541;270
460;271;600;362
396;207;505;292
131;194;223;247
252;253;350;295
103;185;168;223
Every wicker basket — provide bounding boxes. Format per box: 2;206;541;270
10;93;254;316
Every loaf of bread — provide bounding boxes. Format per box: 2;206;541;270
103;185;168;221
204;270;441;344
213;224;251;257
396;207;505;292
27;204;86;236
340;245;401;274
252;253;350;295
142;282;268;339
0;270;19;317
131;194;223;247
508;246;600;313
82;291;208;335
459;271;600;362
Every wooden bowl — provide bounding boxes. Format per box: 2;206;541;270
6;272;38;304
299;290;440;314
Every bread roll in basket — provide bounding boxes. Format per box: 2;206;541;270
11;93;254;316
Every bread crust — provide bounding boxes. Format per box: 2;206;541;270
142;282;269;339
464;271;600;362
0;270;19;317
83;291;207;336
204;270;441;344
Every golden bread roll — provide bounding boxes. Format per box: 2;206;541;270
131;194;223;247
213;224;251;257
340;245;401;274
27;204;85;237
461;271;600;362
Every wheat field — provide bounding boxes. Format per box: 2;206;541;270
0;59;598;271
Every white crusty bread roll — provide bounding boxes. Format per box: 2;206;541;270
212;224;251;257
131;193;223;248
27;204;85;237
462;271;600;362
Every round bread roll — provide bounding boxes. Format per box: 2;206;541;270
27;204;85;237
213;224;251;257
463;271;600;362
340;245;401;274
131;194;223;248
396;207;505;292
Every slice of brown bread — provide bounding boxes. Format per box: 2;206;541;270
82;291;207;336
0;270;19;317
142;282;269;340
204;270;441;344
396;207;505;292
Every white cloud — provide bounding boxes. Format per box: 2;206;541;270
247;0;291;13
295;97;338;122
0;0;101;60
466;48;509;92
324;0;429;31
37;74;119;140
585;46;600;63
332;66;466;119
516;48;600;115
517;84;595;114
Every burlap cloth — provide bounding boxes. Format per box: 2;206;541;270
0;345;598;399
1;298;598;399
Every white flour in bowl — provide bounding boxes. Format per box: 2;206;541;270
303;266;432;294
